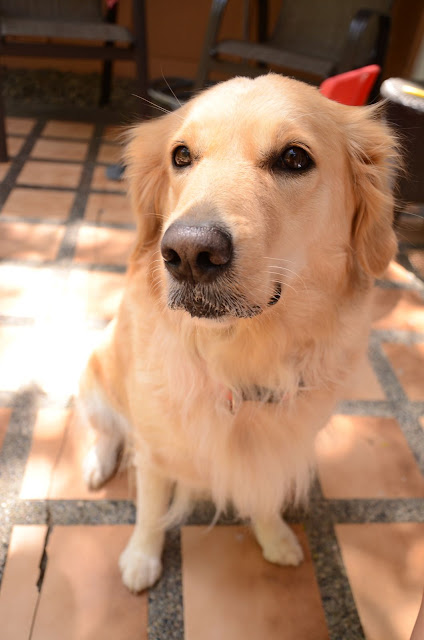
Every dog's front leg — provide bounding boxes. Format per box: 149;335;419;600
252;514;304;567
119;456;172;592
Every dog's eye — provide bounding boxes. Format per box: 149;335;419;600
276;146;312;172
173;145;192;168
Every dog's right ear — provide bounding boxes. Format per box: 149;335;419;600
124;111;181;256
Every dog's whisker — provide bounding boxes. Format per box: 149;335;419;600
161;70;183;108
263;256;296;263
267;268;306;288
267;266;299;277
132;93;185;120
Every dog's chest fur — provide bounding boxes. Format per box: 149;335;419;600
119;297;343;516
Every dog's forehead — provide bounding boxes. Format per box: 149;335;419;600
178;75;334;146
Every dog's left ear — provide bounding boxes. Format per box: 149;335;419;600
344;106;399;277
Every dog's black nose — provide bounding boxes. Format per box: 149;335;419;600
161;223;233;284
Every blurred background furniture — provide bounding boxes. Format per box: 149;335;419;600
196;0;392;86
380;77;424;218
319;63;381;105
149;0;393;110
0;0;148;161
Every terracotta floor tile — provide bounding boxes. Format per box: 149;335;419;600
7;136;25;157
74;226;134;265
315;415;424;499
42;120;94;140
371;288;424;332
383;343;424;401
0;264;60;317
97;142;122;164
17;161;82;189
31;526;147;640
0;525;48;640
19;409;131;500
90;166;126;192
0;326;35;391
1;187;74;220
340;355;385;401
20;409;68;499
0;221;64;261
6;116;35;135
182;525;329;640
84;192;134;225
381;260;417;285
51;410;133;500
67;270;124;321
336;523;424;640
31;139;88;162
0;161;11;181
0;407;11;451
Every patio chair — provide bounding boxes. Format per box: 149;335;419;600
194;0;392;90
0;0;148;161
149;0;392;111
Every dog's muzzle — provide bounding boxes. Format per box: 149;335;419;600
161;222;281;318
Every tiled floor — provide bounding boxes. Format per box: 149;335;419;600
0;115;423;640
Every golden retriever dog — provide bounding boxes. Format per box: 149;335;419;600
78;74;397;592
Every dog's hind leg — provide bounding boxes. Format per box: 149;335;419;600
78;391;127;491
119;456;172;592
252;514;304;566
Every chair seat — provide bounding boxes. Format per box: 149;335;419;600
0;17;133;42
214;40;334;78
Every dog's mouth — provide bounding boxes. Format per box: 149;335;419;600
167;281;282;319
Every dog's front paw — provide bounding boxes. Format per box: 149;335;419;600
119;543;162;592
83;443;118;490
253;517;304;567
261;529;304;567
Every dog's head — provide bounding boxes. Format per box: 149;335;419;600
125;75;398;323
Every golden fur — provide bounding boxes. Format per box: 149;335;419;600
78;74;398;592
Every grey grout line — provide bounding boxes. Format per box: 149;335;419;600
148;528;184;640
86;188;126;195
4;183;125;195
372;328;424;344
305;519;365;638
327;498;424;523
0;119;47;210
376;277;424;292
302;480;365;640
21;157;88;166
369;336;424;473
0;385;43;582
7;497;424;527
55;123;106;265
